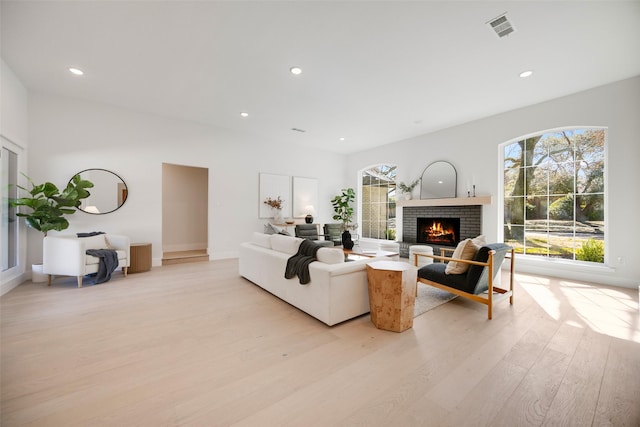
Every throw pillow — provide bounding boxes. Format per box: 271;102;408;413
445;238;479;275
317;247;345;264
263;223;280;235
471;234;486;247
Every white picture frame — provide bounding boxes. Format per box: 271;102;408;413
293;176;318;218
259;173;291;218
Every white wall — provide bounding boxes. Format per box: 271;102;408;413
27;92;347;266
346;76;640;288
14;70;640;290
0;59;29;295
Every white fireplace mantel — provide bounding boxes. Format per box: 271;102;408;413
397;195;492;207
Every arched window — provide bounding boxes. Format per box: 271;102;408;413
502;128;606;263
360;164;397;240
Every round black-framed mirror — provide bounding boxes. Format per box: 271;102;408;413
70;168;128;214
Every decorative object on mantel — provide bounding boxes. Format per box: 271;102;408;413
420;160;457;199
397;178;420;200
264;196;284;223
331;188;358;250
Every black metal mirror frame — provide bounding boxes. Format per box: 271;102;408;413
420;160;458;199
71;168;128;215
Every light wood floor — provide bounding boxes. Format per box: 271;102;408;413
1;259;639;426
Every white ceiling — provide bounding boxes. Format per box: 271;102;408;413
2;1;639;154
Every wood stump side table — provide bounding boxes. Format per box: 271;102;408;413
129;243;152;274
366;261;418;332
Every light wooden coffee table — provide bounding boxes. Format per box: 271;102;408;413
343;248;399;261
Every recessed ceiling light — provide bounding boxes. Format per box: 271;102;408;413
519;70;533;78
240;112;249;117
69;67;84;75
290;66;302;75
339;137;345;141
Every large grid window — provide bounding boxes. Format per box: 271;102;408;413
503;128;605;263
361;165;396;240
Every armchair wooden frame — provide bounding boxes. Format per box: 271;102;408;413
415;246;515;319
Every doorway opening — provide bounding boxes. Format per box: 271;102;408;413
162;163;209;265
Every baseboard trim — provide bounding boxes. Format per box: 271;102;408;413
1;273;27;297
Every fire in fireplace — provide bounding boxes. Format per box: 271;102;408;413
417;217;460;246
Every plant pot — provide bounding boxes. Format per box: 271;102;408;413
273;210;284;224
31;264;48;283
404;193;412;200
342;230;354;250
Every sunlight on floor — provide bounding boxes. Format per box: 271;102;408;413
515;273;640;343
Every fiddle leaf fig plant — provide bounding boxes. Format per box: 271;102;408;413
10;174;94;236
331;187;357;231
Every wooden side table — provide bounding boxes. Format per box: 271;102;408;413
366;261;418;332
129;243;152;274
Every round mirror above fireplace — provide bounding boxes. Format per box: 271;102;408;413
70;169;128;215
420;160;457;199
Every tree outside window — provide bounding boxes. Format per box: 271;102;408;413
503;128;605;263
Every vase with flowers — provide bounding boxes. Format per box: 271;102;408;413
264;196;284;223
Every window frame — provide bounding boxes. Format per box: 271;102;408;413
498;126;609;266
358;164;397;242
1;135;26;283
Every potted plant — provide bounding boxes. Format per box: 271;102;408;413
330;188;357;249
10;174;94;281
397;178;420;200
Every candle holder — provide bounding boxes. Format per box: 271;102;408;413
472;185;476;197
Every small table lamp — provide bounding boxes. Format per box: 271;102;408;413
304;205;314;224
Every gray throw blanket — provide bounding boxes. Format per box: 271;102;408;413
86;249;119;284
285;239;321;285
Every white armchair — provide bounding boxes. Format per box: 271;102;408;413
43;234;130;287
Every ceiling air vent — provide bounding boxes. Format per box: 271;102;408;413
487;13;515;38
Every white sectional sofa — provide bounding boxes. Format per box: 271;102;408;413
239;232;385;326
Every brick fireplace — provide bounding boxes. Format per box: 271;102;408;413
397;202;484;258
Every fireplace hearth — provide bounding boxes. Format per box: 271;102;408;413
417;217;460;246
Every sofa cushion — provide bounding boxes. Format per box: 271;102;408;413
419;262;468;291
270;234;303;255
80;234;109;250
445;238;479;275
251;232;272;249
317;247;345;264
